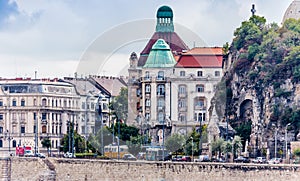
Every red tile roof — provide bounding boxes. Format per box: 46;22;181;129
138;32;189;67
176;47;223;68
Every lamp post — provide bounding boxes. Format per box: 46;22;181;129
191;137;193;162
5;130;13;154
116;136;120;160
285;123;291;160
275;127;278;158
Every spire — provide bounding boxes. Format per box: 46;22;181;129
155;6;174;32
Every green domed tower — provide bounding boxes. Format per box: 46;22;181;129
156;5;174;32
143;39;176;68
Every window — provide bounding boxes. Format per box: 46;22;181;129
215;71;220;77
197;71;203;77
21;126;25;134
42;125;47;133
145;71;150;80
136;88;141;96
179;114;186;122
33;99;37;106
196;85;204;92
145;113;150;121
157;98;164;108
0;100;3;106
21;99;25;106
157;84;165;95
195;98;205;108
157;71;164;80
158;112;164;123
42;113;47;120
33;125;36;133
180;71;185;77
82;102;86;109
145;85;151;93
12;140;16;147
0;114;3;120
145;99;151;107
91;102;95;110
178;99;186;108
0;127;2;133
12;99;17;106
42;98;47;106
0;140;2;147
194;112;206;122
179;85;186;94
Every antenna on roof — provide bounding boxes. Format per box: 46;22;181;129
251;4;256;16
35;71;37;79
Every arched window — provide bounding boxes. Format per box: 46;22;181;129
145;99;151;107
178;99;186;108
145;85;151;93
179;85;186;94
145;71;150;80
157;84;165;96
0;140;2;147
157;71;164;80
33;98;37;106
196;85;204;92
21;99;25;106
12;99;17;106
42;98;47;106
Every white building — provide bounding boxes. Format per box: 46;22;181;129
0;78;80;155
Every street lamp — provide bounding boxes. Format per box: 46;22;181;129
285;123;291;160
4;130;13;154
274;126;278;158
116;136;120;160
190;137;194;162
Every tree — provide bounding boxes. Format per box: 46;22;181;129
60;130;94;154
88;127;114;155
41;137;51;155
110;87;128;123
211;138;225;158
293;148;300;158
165;133;185;155
232;136;243;158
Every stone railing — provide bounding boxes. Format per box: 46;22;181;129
2;157;300;181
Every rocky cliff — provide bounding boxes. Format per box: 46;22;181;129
216;15;300;157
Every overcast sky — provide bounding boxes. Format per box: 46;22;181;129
0;0;293;78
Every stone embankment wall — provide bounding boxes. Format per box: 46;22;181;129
1;157;300;181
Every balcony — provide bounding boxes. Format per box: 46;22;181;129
142;76;152;82
156;77;166;82
178;93;187;98
194;106;206;110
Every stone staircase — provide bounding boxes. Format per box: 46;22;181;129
0;157;11;181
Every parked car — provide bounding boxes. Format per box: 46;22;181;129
36;153;46;158
172;155;183;162
234;156;250;163
252;157;267;164
181;156;192;162
122;154;137;161
24;150;34;157
194;155;210;162
211;157;226;163
268;158;282;164
64;152;76;158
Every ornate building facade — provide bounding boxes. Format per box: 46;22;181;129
128;6;223;145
